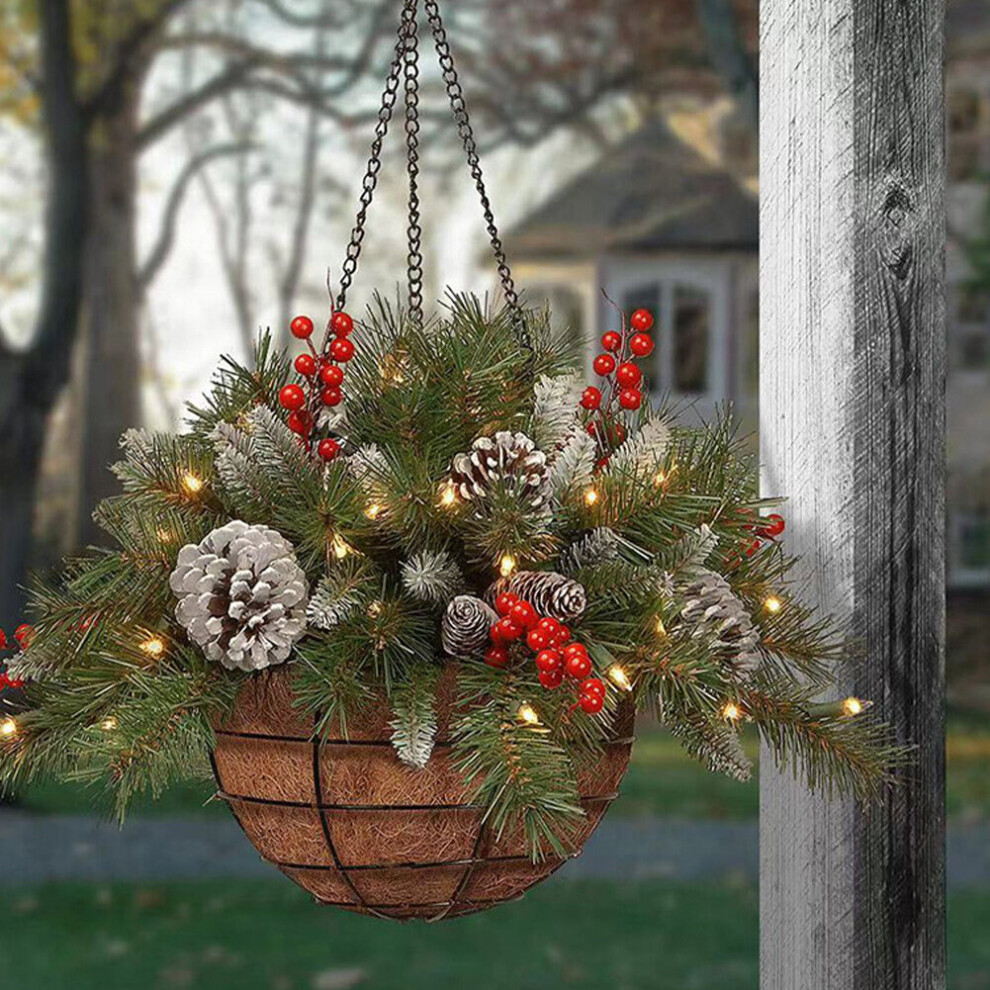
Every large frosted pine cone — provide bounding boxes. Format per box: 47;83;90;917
488;571;587;623
449;431;550;511
441;595;498;658
170;520;308;672
679;569;761;678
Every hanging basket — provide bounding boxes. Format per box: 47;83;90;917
211;666;634;921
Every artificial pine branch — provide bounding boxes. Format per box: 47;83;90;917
389;664;441;769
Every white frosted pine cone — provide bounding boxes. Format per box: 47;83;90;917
169;520;308;672
679;568;761;678
449;431;551;511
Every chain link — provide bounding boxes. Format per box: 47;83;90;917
403;0;424;326
422;0;532;358
334;0;412;318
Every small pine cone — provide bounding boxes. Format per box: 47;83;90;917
488;570;587;623
441;595;498;657
449;431;550;511
679;569;761;678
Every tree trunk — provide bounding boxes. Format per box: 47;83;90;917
77;95;142;547
760;1;946;988
0;0;89;629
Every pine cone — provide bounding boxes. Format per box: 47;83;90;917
449;431;550;511
678;569;761;678
170;520;308;672
488;571;587;623
441;595;498;657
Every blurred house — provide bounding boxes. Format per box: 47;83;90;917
510;117;758;433
510;13;989;675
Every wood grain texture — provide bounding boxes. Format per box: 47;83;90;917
760;1;946;988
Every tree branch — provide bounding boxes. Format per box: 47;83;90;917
137;141;256;290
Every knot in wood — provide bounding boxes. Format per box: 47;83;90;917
877;183;915;280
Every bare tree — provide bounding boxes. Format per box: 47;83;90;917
0;0;756;631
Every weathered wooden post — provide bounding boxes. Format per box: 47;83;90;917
760;2;946;988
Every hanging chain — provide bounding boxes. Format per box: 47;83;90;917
334;0;413;318
403;0;424;326
422;0;531;357
334;0;531;362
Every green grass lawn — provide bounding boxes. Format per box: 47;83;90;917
15;712;990;822
3;878;988;990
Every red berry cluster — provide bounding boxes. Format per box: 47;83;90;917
484;593;607;715
580;308;656;460
728;512;787;567
278;311;356;462
0;624;34;691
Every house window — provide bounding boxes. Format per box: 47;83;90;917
622;282;714;396
673;285;710;392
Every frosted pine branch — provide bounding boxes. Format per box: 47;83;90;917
401;550;464;606
531;372;583;452
389;669;440;769
611;416;671;480
307;576;360;631
550;430;595;497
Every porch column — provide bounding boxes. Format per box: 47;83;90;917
759;2;946;988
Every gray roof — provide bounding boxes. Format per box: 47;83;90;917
508;122;758;260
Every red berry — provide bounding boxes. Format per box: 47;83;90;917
631;308;654;332
526;628;550;652
554;624;571;647
330;338;355;362
484;646;509;669
630;333;654;357
535;649;562;673
579;691;605;714
761;513;786;538
580;677;606;696
317;438;341;461
331;312;354;337
14;624;35;648
539;668;564;690
0;629;6;650
290;315;314;339
295;354;317;377
510;601;539;629
581;387;602;411
562;643;588;662
565;652;592;680
321;386;343;407
490;623;505;645
601;331;622;353
616;362;642;388
495;593;519;617
279;384;306;411
287;411;313;435
745;538;762;557
319;364;344;386
497;617;524;642
593;354;616;376
537;616;561;640
619;388;642;410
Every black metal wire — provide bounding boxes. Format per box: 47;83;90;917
333;0;532;364
403;0;424;326
422;0;531;359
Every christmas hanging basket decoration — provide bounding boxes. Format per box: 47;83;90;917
1;0;902;923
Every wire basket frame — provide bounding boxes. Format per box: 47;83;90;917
211;666;634;921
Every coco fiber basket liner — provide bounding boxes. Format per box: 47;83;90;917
212;666;634;921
